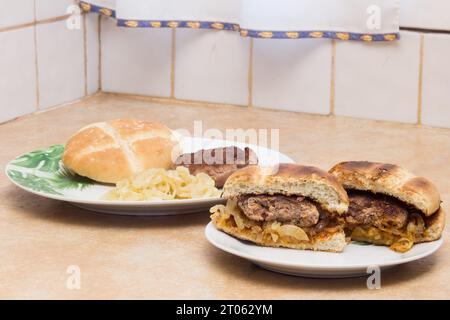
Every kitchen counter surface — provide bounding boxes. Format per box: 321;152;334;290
1;93;449;299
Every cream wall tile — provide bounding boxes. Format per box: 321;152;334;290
335;32;420;124
175;29;249;105
0;0;34;29
86;14;99;95
401;0;450;31
0;27;37;123
252;38;331;115
35;0;76;20
422;34;450;128
36;20;85;109
101;18;171;97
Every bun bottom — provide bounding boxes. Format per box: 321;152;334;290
210;202;347;253
350;208;445;252
210;203;444;254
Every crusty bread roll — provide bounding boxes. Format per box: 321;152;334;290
222;164;349;214
62;119;180;183
329;161;441;216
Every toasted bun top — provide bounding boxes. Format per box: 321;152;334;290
222;163;349;214
329;161;441;216
62;119;180;183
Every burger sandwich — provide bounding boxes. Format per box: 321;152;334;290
210;164;350;252
329;161;445;252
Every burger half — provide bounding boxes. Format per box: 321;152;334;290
210;164;350;252
329;161;445;252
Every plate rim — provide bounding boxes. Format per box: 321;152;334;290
5;138;295;206
4;171;226;206
204;222;443;270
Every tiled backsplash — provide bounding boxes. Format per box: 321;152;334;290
1;1;450;129
99;18;450;128
0;0;99;123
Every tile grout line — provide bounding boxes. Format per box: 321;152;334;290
170;29;176;98
83;14;88;96
329;40;336;116
0;14;74;33
417;34;425;126
103;92;252;110
33;0;40;111
248;38;254;108
36;14;72;25
0;22;35;33
98;15;102;92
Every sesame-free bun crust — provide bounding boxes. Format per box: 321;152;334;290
62;119;180;183
222;164;349;214
329;161;441;216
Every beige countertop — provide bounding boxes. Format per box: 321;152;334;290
0;93;449;299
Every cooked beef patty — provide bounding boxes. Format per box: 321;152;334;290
175;146;257;188
346;191;409;229
236;195;320;227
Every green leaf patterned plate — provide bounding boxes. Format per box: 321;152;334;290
6;138;295;215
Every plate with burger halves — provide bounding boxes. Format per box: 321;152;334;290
206;162;444;278
5;119;294;215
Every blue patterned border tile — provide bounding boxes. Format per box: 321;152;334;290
80;1;399;42
117;19;239;31
242;30;399;41
80;1;116;18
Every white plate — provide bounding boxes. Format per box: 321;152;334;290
6;137;294;216
205;222;443;278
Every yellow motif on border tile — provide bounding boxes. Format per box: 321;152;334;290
99;8;112;17
125;21;138;27
309;31;324;38
384;34;396;41
211;23;225;30
336;32;350;40
187;22;200;29
361;35;373;42
150;21;161;28
240;30;249;37
80;3;91;12
258;32;273;38
286;32;299;39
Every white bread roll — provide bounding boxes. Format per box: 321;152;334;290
62;119;181;183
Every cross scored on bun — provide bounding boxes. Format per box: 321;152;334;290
62;119;180;183
211;164;350;253
329;161;444;251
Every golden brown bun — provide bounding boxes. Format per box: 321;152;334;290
418;207;446;242
222;164;349;214
351;208;445;245
329;161;441;216
62;119;180;183
211;201;347;252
